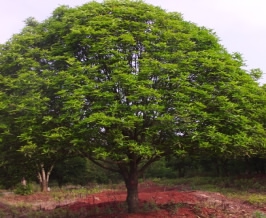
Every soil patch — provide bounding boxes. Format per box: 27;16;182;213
0;181;265;217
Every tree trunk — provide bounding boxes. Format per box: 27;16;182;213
125;172;139;213
37;163;54;192
40;179;48;192
120;155;159;213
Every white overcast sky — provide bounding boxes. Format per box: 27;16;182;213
0;0;265;83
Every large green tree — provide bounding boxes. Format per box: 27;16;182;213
1;0;265;213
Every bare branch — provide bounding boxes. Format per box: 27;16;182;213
87;156;120;173
139;155;161;175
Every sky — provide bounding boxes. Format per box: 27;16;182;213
0;0;265;83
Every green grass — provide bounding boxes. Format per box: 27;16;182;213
153;176;266;207
153;176;266;191
253;211;266;218
244;194;266;206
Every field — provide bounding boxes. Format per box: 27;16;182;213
0;177;266;218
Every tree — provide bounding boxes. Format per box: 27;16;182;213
0;74;39;188
249;68;263;82
0;17;72;192
0;0;265;213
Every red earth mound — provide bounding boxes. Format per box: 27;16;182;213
58;182;265;217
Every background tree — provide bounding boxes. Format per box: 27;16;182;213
0;18;72;192
0;0;265;213
0;82;36;188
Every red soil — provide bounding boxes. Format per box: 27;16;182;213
59;182;266;217
64;183;199;217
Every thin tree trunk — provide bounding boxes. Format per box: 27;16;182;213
37;163;54;192
40;178;48;192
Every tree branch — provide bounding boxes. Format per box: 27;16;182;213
117;162;129;180
86;156;120;173
139;155;161;175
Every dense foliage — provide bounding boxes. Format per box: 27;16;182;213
0;0;265;213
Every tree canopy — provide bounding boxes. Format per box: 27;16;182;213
0;0;265;213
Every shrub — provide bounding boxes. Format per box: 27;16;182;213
14;183;33;195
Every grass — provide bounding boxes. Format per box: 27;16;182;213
152;176;266;209
153;175;266;191
254;211;266;218
242;194;266;206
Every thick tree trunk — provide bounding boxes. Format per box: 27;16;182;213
125;172;139;213
90;155;159;214
119;155;159;213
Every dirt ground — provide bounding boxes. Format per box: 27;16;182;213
1;182;266;217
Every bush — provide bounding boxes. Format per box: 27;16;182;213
14;183;33;195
